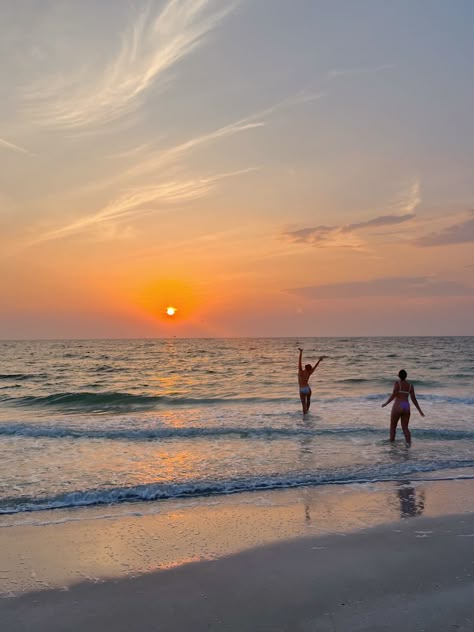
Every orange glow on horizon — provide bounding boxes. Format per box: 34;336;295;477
136;279;199;324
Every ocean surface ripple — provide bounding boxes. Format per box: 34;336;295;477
0;337;472;515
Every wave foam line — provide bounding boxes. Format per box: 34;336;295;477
2;458;474;514
0;423;473;442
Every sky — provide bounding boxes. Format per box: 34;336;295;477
1;0;473;338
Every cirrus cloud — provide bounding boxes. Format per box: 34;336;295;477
23;0;235;130
0;136;30;154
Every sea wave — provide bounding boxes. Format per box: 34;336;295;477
0;423;473;442
0;390;472;411
335;377;440;387
0;391;290;411
323;393;474;405
1;458;473;515
418;394;474;405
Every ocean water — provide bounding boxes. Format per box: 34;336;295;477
0;337;472;516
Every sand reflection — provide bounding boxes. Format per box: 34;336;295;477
397;482;425;519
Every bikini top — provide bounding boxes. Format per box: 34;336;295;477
397;380;411;395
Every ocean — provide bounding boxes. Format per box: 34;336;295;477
0;337;472;517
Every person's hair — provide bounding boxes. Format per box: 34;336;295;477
398;369;407;380
305;364;312;371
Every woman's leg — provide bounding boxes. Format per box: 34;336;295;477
390;406;400;442
299;392;307;414
401;412;411;446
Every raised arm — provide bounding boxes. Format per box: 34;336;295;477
298;348;303;372
382;382;399;407
409;385;425;416
311;356;326;374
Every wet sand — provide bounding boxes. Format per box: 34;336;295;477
1;479;474;631
2;512;473;631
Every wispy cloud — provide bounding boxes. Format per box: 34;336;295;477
327;64;395;78
0;136;30;154
123;90;324;181
282;213;415;248
282;224;364;249
125;120;264;182
64;116;264;203
29;167;258;246
23;86;321;247
396;179;421;215
43;89;321;239
289;276;474;299
281;179;420;249
415;211;474;247
349;213;416;230
23;0;235;130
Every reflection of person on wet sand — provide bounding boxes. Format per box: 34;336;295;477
397;482;425;518
382;369;424;446
298;348;326;415
296;431;314;524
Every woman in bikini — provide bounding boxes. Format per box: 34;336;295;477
382;369;424;446
298;348;325;414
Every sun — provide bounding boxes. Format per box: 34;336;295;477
166;306;177;317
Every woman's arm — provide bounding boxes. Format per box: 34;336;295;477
311;356;326;373
410;386;425;416
382;382;398;407
298;348;303;372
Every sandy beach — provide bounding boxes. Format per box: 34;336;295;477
2;479;474;631
2;512;474;631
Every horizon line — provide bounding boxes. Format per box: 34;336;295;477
1;334;472;342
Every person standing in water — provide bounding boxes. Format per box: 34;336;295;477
298;348;325;414
382;369;424;446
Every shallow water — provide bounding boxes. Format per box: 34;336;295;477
0;337;472;515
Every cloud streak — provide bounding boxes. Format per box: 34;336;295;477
281;179;420;249
123;90;323;181
23;0;234;130
397;179;421;215
415;211;474;247
282;213;416;248
29;167;258;246
34;89;321;244
289;276;474;299
0;136;30;154
328;64;395;78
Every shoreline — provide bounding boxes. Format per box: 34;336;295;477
2;476;474;597
2;511;473;631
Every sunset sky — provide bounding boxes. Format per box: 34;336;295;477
1;0;473;338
